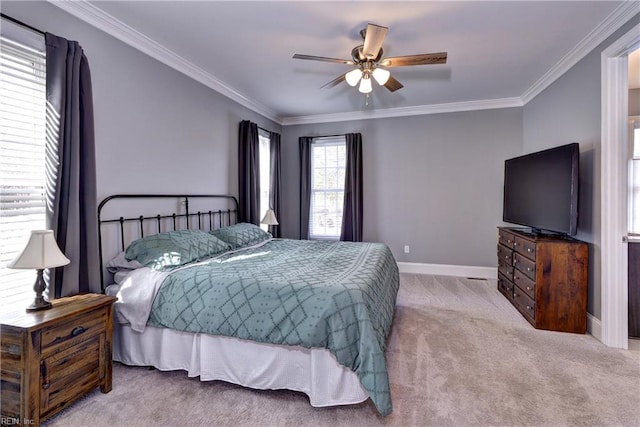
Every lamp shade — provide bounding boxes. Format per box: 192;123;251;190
8;230;70;269
260;209;279;226
345;68;362;87
372;68;390;85
358;75;372;94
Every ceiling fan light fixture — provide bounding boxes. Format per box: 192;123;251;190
345;68;362;87
358;75;372;94
372;68;390;85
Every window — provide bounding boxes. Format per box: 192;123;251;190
0;22;47;308
629;118;640;236
309;136;346;239
258;129;271;231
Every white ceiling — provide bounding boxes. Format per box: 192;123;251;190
58;1;636;124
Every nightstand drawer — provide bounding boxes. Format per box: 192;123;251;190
41;309;106;354
40;335;102;416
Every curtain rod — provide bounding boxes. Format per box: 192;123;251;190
1;13;45;36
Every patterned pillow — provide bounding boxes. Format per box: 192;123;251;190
209;223;272;250
125;229;231;270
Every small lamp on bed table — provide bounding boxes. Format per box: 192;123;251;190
261;209;279;226
8;230;70;311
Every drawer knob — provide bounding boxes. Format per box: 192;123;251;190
71;326;87;337
527;267;533;272
526;286;533;291
513;242;518;246
527;248;533;253
526;305;533;310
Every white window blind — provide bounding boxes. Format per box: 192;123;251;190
0;30;47;308
258;129;271;231
309;136;346;239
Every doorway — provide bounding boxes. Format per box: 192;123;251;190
601;24;640;349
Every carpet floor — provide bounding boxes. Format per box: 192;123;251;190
43;274;640;426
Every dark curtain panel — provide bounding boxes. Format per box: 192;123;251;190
299;137;314;239
45;33;100;297
340;133;363;242
238;120;260;225
268;131;282;237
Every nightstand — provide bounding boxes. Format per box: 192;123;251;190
1;293;116;426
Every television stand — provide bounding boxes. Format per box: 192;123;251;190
497;227;588;333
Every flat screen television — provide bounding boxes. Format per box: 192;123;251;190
503;143;579;236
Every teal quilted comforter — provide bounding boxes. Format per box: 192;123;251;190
146;238;399;415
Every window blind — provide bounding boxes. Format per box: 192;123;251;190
0;34;47;307
309;136;346;239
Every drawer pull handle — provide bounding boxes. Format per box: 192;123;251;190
527;248;533;253
526;286;533;291
7;344;21;356
71;326;87;337
43;382;50;390
527;267;533;272
513;242;518;246
526;305;533;311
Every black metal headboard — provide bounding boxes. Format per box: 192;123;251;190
97;194;238;290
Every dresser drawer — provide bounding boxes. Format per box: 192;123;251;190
514;235;536;259
498;229;516;249
498;258;514;281
497;274;514;301
513;285;536;323
497;244;513;264
513;269;536;300
514;252;536;281
41;309;106;354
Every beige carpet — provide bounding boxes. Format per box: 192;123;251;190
43;274;640;427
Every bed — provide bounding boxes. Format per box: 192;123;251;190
98;194;399;416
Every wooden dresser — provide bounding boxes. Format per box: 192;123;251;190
497;227;588;333
1;293;116;426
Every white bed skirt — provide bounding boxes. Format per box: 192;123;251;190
113;323;369;408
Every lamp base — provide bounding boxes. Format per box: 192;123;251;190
26;269;52;312
26;298;52;311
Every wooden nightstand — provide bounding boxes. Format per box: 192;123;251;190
1;293;116;426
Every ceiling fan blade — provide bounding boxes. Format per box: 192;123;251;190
293;54;354;65
383;75;404;92
380;52;448;67
321;74;346;89
362;23;388;60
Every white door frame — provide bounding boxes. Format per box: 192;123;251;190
601;24;639;349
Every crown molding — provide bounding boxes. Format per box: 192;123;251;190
47;0;282;124
521;1;640;104
48;0;638;126
280;97;524;126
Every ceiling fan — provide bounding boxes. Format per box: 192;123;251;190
293;23;447;94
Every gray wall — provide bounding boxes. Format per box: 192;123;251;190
282;109;523;267
2;1;281;204
522;13;640;319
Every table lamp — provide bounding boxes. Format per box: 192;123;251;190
8;230;70;311
261;209;279;226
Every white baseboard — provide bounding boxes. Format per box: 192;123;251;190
587;313;602;342
397;262;497;280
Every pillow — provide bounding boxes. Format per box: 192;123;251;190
209;223;272;250
106;251;143;273
125;229;231;270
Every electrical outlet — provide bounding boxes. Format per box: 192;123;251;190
404;245;410;254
